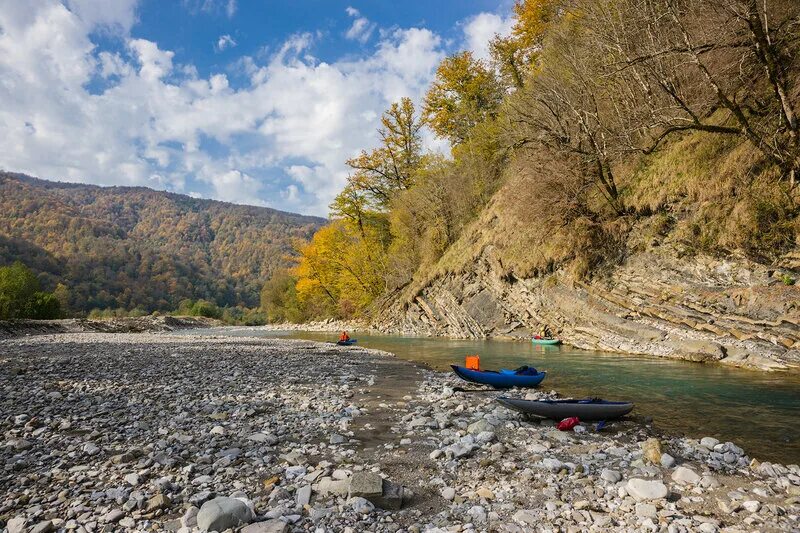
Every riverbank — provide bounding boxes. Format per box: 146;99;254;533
1;334;798;532
371;233;800;373
0;316;220;339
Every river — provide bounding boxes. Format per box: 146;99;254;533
180;327;800;465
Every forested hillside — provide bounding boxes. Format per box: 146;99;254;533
0;173;324;313
268;0;800;369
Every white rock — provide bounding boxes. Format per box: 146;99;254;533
210;425;225;435
467;505;486;523
742;500;761;513
7;516;26;533
700;437;720;449
541;458;563;472
197;497;254;531
347;497;374;514
672;466;701;485
626;479;668;501
124;473;140;486
441;487;455;500
635;502;657;518
513;510;537;526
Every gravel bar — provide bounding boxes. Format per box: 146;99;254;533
1;333;798;532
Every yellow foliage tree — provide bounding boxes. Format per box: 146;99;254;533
423;51;504;145
489;0;559;89
345;97;424;210
293;220;387;319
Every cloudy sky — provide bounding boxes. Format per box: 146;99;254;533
0;0;515;216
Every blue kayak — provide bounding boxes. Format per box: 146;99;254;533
451;365;546;389
336;339;357;346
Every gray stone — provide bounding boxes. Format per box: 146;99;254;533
348;472;383;499
103;509;125;523
371;479;404;510
601;469;622;483
6;516;26;533
660;453;676;468
296;484;312;506
700;437;720;449
635;503;657;518
467;419;494;434
441;487;455;500
181;506;199;528
197;497;254;531
124;473;140;486
513;510;537;526
626;479;668;501
29;521;54;533
241;519;289;533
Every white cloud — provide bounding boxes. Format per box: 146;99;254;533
225;0;236;18
462;12;514;62
64;0;139;33
216;34;236;51
344;6;375;44
0;0;446;216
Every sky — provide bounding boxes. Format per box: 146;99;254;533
0;0;516;216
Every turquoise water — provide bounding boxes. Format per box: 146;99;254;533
183;328;800;464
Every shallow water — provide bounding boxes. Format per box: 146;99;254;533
181;327;800;465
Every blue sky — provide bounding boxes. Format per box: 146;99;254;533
0;1;516;215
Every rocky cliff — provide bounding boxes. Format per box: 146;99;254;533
372;223;800;372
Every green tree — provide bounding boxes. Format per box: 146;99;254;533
260;269;305;323
0;261;61;319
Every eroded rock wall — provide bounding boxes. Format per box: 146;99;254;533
372;243;800;371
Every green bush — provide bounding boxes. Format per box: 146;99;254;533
0;262;61;319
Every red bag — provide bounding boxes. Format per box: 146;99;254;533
557;417;580;431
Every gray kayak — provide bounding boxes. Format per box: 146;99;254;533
496;397;634;421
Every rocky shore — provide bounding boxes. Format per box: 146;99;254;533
0;317;220;340
1;333;798;532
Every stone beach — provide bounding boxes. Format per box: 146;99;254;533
1;333;799;532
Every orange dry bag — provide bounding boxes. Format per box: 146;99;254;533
465;355;480;370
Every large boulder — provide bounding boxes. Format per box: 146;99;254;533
197;497;254;531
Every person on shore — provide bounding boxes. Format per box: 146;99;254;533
339;331;350;342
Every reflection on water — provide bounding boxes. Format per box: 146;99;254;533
182;327;800;464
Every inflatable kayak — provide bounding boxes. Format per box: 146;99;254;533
496;397;634;420
336;339;357;346
451;365;546;389
531;338;561;345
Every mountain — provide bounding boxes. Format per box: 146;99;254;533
0;172;325;313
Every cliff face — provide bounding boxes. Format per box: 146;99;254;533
372;227;800;372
